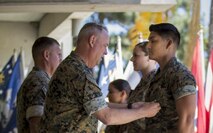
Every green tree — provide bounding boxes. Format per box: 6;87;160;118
168;0;192;62
88;12;137;61
87;1;194;63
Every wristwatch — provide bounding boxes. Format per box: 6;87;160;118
127;103;132;109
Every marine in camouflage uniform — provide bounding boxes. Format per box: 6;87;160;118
119;70;156;133
40;52;107;133
17;36;61;133
16;67;50;133
105;69;156;133
145;57;196;133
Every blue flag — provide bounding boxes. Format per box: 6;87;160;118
1;108;17;133
97;54;116;97
0;55;14;100
0;54;23;133
0;55;14;131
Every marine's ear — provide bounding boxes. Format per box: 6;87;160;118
43;49;50;61
88;35;97;48
166;39;173;49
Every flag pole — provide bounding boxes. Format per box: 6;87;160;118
198;29;206;85
115;35;123;79
20;47;25;79
12;49;16;66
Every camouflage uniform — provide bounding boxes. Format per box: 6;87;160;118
117;70;156;133
105;124;128;133
145;57;196;133
16;67;50;133
40;51;107;133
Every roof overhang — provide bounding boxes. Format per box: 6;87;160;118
0;0;176;12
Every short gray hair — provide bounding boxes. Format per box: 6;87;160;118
77;22;108;44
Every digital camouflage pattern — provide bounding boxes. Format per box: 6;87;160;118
105;71;156;133
16;67;50;133
128;70;156;103
40;52;107;133
105;124;128;133
119;70;156;133
145;57;196;133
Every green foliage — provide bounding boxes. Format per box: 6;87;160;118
87;0;202;62
88;12;136;61
168;0;191;61
109;34;132;61
98;12;136;25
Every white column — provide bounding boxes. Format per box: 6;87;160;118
60;32;72;59
59;20;72;59
72;19;84;46
59;18;85;59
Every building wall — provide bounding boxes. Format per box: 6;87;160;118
0;0;86;2
0;22;37;69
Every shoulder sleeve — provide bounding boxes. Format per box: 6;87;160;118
82;78;107;115
171;69;196;100
25;78;48;119
25;81;47;106
173;85;196;100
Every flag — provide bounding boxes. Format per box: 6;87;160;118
96;39;124;132
0;55;14;99
114;36;124;79
123;61;141;90
97;54;116;98
191;30;206;133
1;108;17;133
0;53;23;132
0;55;14;128
205;49;213;133
97;37;124;97
97;51;119;133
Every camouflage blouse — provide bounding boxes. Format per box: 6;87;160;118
145;57;196;133
17;67;50;133
117;70;156;133
40;51;107;133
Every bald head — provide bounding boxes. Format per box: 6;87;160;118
75;22;109;68
77;22;108;45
